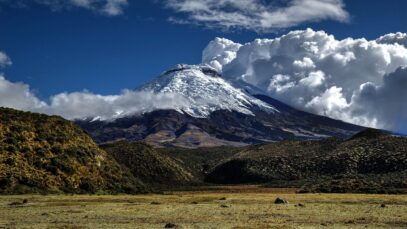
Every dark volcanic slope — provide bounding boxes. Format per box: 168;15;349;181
159;146;242;181
206;129;407;193
102;141;196;187
0;108;145;194
77;95;363;148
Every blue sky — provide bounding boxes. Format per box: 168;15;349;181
0;0;406;100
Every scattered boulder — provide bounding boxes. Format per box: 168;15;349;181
274;197;289;204
345;220;355;224
164;223;176;228
380;204;386;208
295;203;305;207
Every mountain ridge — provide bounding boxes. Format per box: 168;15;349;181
77;64;364;148
205;128;407;193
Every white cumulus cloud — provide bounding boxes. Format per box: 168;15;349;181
0;75;46;111
350;66;407;134
1;29;407;134
202;37;242;72
0;74;191;120
165;0;349;32
203;28;407;132
377;32;407;47
43;90;190;120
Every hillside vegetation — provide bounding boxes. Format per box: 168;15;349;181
159;146;242;180
0;108;145;194
206;129;407;194
1;107;406;195
102;141;197;188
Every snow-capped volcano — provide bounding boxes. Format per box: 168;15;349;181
77;64;364;148
137;64;276;118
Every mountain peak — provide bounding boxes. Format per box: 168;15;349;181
162;64;221;78
138;64;276;118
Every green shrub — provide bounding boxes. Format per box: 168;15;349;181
6;145;18;153
5;158;15;166
51;145;62;154
51;157;75;175
79;178;96;194
35;148;47;156
4;137;17;145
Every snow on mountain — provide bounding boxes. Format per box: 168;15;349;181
78;65;364;148
138;64;277;118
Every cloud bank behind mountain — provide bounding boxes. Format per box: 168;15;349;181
203;29;407;133
1;29;407;133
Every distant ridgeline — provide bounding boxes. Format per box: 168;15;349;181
205;129;407;194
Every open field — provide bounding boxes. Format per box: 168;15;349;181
1;186;407;229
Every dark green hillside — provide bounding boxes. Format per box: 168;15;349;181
102;141;197;187
3;107;404;195
206;129;407;193
159;146;242;180
0;108;145;194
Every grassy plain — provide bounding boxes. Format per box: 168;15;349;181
1;186;407;228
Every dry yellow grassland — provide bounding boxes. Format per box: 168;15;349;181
1;187;407;228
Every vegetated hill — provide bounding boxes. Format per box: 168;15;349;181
0;108;145;194
101;141;197;188
77;65;363;148
101;141;245;189
206;129;407;194
158;146;242;181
